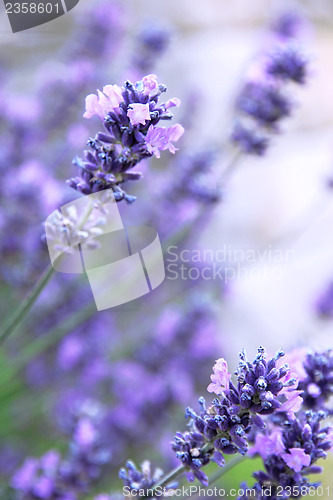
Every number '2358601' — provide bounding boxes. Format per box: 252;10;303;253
3;0;80;33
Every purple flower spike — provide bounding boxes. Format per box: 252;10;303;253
68;75;184;201
241;411;332;499
231;14;309;157
266;46;308;84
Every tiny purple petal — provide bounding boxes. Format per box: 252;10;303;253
282;448;311;473
127;103;151;126
11;458;38;490
102;84;123;107
145;124;184;158
142;74;159;95
277;391;303;418
207;358;231;396
33;477;54;498
83;94;104;120
84;85;123;120
164;97;181;110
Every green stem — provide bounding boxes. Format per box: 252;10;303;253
150;443;214;495
0;303;95;386
150;453;245;497
0;263;55;346
0;199;95;348
153;464;186;490
206;454;245;486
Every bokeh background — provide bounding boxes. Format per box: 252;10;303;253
0;0;332;498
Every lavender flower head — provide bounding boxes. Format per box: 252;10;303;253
231;15;309;156
171;347;302;485
67;74;184;202
271;12;307;40
242;411;332;499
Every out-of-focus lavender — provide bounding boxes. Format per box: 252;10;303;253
231;13;309;156
131;22;171;76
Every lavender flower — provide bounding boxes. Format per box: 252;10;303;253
119;460;175;496
207;358;231;395
132;23;171;74
67;75;184;201
231;15;309;156
171;347;301;485
248;428;285;460
236;83;292;130
271;12;305;40
230;123;269;156
242;411;332;499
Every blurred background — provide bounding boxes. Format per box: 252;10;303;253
0;0;332;498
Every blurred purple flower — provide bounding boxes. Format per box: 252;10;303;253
266;46;308;84
249;429;285;460
231;123;269;156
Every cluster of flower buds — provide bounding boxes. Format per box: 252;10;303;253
170;347;303;485
11;406;111;499
67;74;184;202
242;411;332;499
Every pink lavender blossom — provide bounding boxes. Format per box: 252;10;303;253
83;85;123;119
164;97;181;109
207;358;231;395
142;73;159;95
277;391;303;418
282;347;307;383
282;448;311;473
145;124;185;158
127;103;151;126
249;429;285;460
